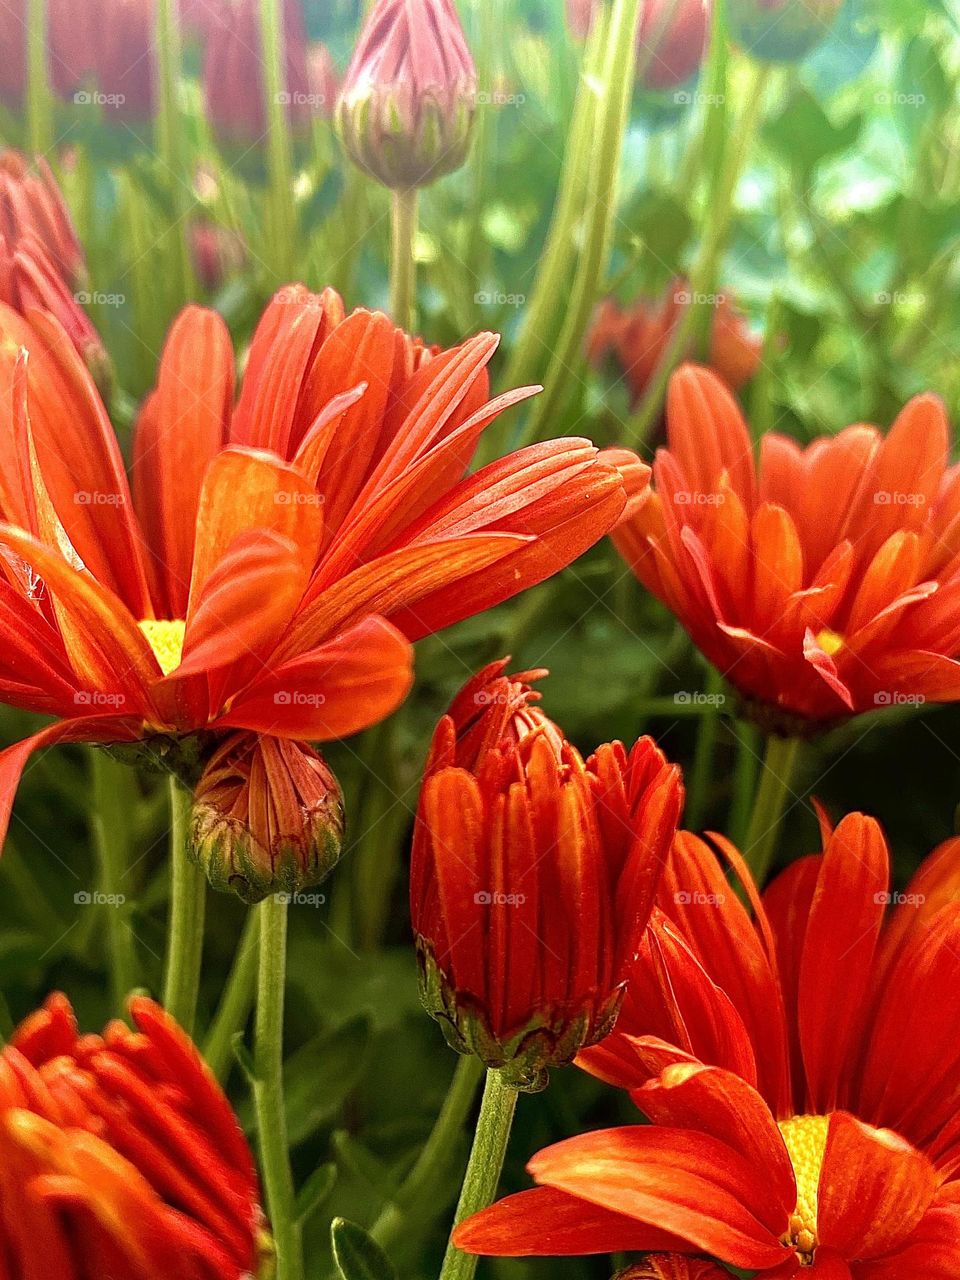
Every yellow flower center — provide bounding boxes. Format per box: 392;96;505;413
779;1114;830;1262
138;619;186;677
815;628;844;658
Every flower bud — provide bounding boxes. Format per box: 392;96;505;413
616;1259;734;1280
727;0;842;63
410;661;683;1090
191;733;345;904
336;0;477;190
0;151;85;287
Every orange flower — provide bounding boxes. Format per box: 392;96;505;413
0;284;627;847
456;814;960;1276
410;660;683;1088
0;993;263;1278
587;280;761;410
612;364;960;732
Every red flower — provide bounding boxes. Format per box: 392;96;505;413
611;364;960;732
191;731;344;902
0;284;626;847
336;0;477;189
0;993;262;1278
48;0;155;120
307;42;340;121
620;1259;734;1280
564;0;711;90
456;814;960;1276
410;660;683;1088
202;0;313;142
190;221;246;292
0;152;85;288
587;281;761;410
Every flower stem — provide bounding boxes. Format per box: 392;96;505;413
254;893;303;1280
161;775;206;1034
89;749;139;1014
259;0;297;283
685;667;726;831
390;187;419;331
742;734;803;886
154;0;195;304
438;1068;518;1280
371;1054;484;1252
26;0;52;157
203;907;260;1081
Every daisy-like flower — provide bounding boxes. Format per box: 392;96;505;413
587;282;761;411
456;813;960;1277
411;660;683;1088
0;992;263;1278
0;285;627;850
612;364;960;733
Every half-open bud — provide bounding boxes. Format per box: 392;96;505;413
336;0;477;189
728;0;842;62
616;1259;734;1280
410;661;683;1089
191;732;345;903
0;151;85;287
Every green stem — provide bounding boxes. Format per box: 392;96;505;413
203;908;260;1081
254;893;303;1280
390;187;419;331
161;775;206;1033
26;0;52;156
89;749;139;1014
742;734;803;886
728;719;761;849
371;1054;484;1251
154;0;194;303
259;0;297;283
627;60;772;446
685;667;726;831
513;0;643;447
438;1068;518;1280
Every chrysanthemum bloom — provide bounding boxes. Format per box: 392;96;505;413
202;0;313;142
612;363;960;732
457;813;960;1276
336;0;477;190
411;660;683;1089
0;284;626;862
619;1259;733;1280
587;282;760;410
728;0;842;62
0;152;85;288
564;0;710;90
48;0;155;120
191;731;344;903
1;992;263;1277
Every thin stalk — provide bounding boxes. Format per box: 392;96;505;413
371;1055;484;1251
390;187;419;331
742;734;803;887
748;290;783;440
438;1068;518;1280
154;0;194;302
728;719;761;848
259;0;298;283
203;908;260;1081
89;749;139;1014
513;0;644;447
685;667;726;831
161;775;206;1034
254;894;303;1280
26;0;52;156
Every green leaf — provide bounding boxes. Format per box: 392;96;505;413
330;1218;398;1280
295;1162;337;1228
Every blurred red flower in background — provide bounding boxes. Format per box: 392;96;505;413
411;660;682;1088
48;0;156;120
565;0;711;90
1;993;262;1278
611;364;960;731
458;813;960;1276
0;284;626;846
586;280;761;409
